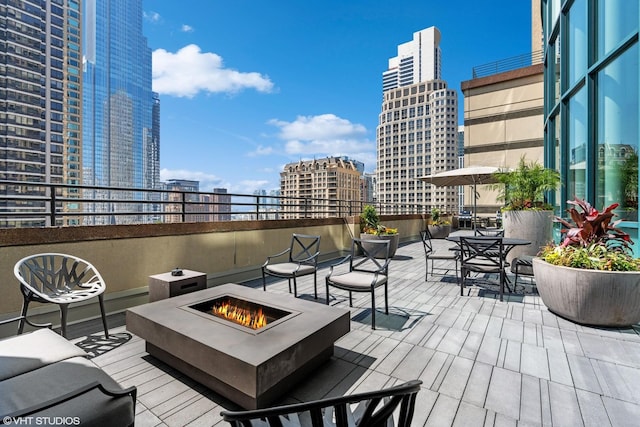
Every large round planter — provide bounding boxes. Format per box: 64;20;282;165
427;224;451;239
533;257;640;327
359;233;399;258
503;210;554;265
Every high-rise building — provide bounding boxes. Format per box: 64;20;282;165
212;188;231;221
82;0;154;224
382;27;442;92
0;0;82;227
280;156;362;219
377;27;458;213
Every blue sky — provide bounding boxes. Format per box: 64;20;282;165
142;0;532;194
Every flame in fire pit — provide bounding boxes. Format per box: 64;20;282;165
211;299;267;329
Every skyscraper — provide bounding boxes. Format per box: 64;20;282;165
0;0;82;227
82;0;154;224
382;27;442;92
377;27;458;213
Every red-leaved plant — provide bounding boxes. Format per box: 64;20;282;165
556;198;632;251
540;198;639;271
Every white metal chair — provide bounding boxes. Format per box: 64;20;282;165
325;239;390;330
262;234;321;299
14;253;109;338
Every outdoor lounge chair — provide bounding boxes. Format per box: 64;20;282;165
262;234;321;299
325;238;390;330
220;379;422;426
14;253;109;339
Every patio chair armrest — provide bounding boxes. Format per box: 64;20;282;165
2;381;137;419
327;255;351;276
263;248;291;266
296;250;321;264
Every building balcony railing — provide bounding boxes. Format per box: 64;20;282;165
472;51;543;79
0;180;432;228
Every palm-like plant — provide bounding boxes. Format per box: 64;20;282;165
492;157;560;210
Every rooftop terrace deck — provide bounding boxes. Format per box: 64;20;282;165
68;235;640;426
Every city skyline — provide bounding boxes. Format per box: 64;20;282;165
142;0;532;195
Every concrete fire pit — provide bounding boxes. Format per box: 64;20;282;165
126;283;350;409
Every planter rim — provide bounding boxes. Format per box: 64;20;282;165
532;256;640;274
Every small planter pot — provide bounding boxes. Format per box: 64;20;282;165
427;224;451;239
359;233;399;258
533;257;640;327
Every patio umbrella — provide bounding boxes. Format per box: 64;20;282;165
419;166;502;227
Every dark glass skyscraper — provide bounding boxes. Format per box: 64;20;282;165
82;0;154;224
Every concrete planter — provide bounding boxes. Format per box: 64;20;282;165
533;257;640;327
427;224;451;239
503;210;553;264
359;233;399;258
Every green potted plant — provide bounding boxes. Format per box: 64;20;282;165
359;205;399;257
533;197;640;326
427;207;451;239
491;156;560;263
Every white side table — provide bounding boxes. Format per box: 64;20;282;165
148;269;207;302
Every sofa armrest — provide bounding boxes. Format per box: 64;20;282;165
1;381;137;421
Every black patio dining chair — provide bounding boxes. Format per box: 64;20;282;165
458;236;508;301
220;379;423;427
262;234;321;299
421;228;459;281
325;238;390;330
474;227;504;237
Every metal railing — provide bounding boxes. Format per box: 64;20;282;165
0;180;431;228
472;51;543;79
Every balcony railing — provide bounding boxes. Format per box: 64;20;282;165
472;51;543;79
0;180;431;228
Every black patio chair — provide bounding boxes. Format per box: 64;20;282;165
220;379;422;427
459;237;508;301
474;227;504;237
262;234;321;299
325;238;390;330
421;228;459;281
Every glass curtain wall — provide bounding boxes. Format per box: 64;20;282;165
542;0;639;253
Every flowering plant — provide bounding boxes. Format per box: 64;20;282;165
539;198;640;271
429;208;451;226
360;205;398;235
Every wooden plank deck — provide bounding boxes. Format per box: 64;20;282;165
70;236;640;426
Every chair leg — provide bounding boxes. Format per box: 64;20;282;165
371;292;376;330
292;276;298;297
287;279;292;294
325;281;330;305
499;270;505;302
17;290;31;335
98;294;109;339
384;283;388;315
348;291;353;307
59;304;69;338
313;273;317;300
261;269;267;292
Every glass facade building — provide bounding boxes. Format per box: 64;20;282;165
82;0;154;224
542;0;639;252
0;0;82;227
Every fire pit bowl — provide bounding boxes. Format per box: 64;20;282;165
126;283;350;409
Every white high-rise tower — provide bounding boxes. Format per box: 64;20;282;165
377;27;459;214
382;27;442;92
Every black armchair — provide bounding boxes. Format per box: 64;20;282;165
421;228;459;281
459;236;508;301
220;379;422;427
325;239;390;329
262;234;321;299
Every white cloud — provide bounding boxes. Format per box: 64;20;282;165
152;44;274;98
247;145;274;157
269;114;366;141
143;11;161;23
268;114;375;169
181;24;194;33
